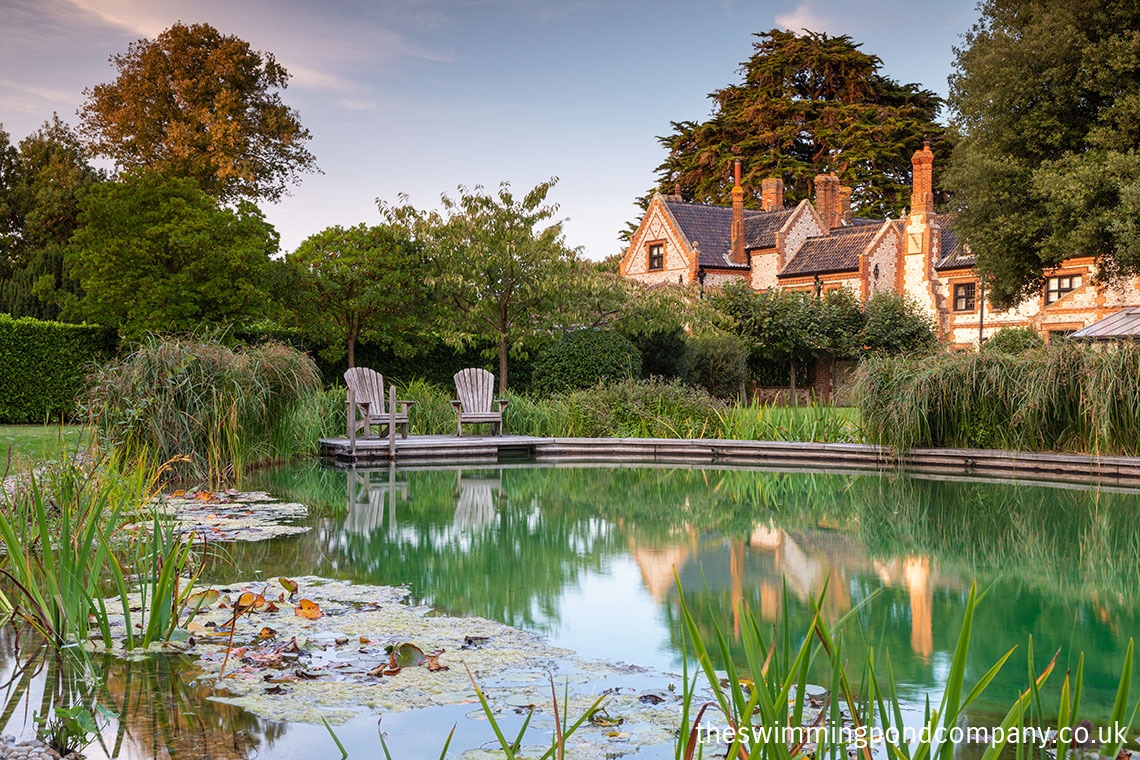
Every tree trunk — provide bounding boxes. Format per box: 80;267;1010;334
789;358;797;405
498;335;509;394
347;337;355;368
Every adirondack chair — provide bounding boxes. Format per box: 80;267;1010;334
451;368;508;436
344;368;413;447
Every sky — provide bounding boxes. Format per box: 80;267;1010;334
0;0;980;260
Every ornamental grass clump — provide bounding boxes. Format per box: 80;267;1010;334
87;333;321;486
856;342;1140;455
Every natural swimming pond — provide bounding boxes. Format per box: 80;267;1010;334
3;462;1139;758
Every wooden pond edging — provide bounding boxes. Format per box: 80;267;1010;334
317;434;1140;487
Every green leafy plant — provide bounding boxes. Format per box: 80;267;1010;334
34;701;116;757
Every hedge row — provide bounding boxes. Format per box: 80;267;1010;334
0;315;117;423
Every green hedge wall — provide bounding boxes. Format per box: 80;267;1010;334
0;315;118;423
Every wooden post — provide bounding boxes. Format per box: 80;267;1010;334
388;385;397;461
347;387;357;456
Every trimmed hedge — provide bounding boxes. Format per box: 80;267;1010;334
531;329;642;396
0;315;118;423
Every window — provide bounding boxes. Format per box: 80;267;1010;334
648;243;664;270
1045;274;1082;304
953;282;976;312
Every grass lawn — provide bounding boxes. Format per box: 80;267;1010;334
0;424;87;473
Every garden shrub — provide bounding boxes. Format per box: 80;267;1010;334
983;326;1045;354
681;330;749;400
531;329;642;396
0;314;117;423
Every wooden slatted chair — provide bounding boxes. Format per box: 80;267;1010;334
451;368;508;436
344;368;413;449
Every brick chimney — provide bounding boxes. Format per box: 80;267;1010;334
910;140;934;213
839;185;853;225
730;159;746;264
761;177;784;212
815;173;842;230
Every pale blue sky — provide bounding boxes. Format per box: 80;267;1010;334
0;0;979;259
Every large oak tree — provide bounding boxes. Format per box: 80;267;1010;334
80;22;317;204
652;29;950;219
946;0;1140;308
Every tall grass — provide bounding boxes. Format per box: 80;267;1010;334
87;334;322;487
675;577;1138;760
855;342;1140;455
0;453;198;653
340;377;857;442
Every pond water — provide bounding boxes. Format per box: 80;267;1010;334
3;462;1140;758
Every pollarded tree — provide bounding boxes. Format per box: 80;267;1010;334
654;29;951;218
946;0;1140;307
383;179;577;393
80;22;317;204
60;171;277;337
287;223;427;368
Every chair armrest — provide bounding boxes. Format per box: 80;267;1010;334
396;400;415;412
495;399;509;411
450;400;463;412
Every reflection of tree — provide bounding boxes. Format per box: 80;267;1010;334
233;463;1140;718
0;626;282;759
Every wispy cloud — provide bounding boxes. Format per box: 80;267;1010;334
775;2;837;35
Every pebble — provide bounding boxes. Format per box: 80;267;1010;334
0;737;79;760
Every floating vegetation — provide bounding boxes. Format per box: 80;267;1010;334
93;577;682;754
123;489;310;542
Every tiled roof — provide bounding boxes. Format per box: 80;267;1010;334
743;208;796;250
662;198;792;270
934;215;974;269
779;225;881;277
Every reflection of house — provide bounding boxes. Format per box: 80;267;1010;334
620;147;1140;349
630;523;942;661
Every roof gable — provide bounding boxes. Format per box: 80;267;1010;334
779;225;884;277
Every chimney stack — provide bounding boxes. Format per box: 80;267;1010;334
730;159;746;264
815;173;842;230
839;186;853;225
910;140;934;214
761;177;784;212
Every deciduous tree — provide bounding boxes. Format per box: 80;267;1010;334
383;179;576;392
653;29;951;220
946;0;1140;307
80;22;317;203
286;223;427;367
60;172;277;337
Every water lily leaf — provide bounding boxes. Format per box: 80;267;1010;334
279;577;299;600
294;598;324;620
259;627;277;640
424;649;447;672
236;592;257;611
386;643;426;668
263;601;280;613
588;708;623;727
185;589;220;610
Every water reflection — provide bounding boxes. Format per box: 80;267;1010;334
236;462;1140;717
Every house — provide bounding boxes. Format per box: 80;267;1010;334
620;144;1140;349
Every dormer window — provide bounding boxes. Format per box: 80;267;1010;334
1046;274;1082;304
648;243;664;271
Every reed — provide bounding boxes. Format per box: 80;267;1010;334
855;342;1140;455
86;333;322;487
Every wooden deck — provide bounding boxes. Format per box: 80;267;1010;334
318;434;1140;486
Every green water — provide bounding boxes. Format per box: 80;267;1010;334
5;461;1140;758
230;463;1140;716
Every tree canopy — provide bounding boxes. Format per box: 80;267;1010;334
60;172;277;338
80;22;317;204
945;0;1140;308
286;223;427;367
382;179;577;392
0;117;104;319
652;29;950;220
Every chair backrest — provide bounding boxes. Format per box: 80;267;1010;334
454;368;496;413
344;367;385;405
